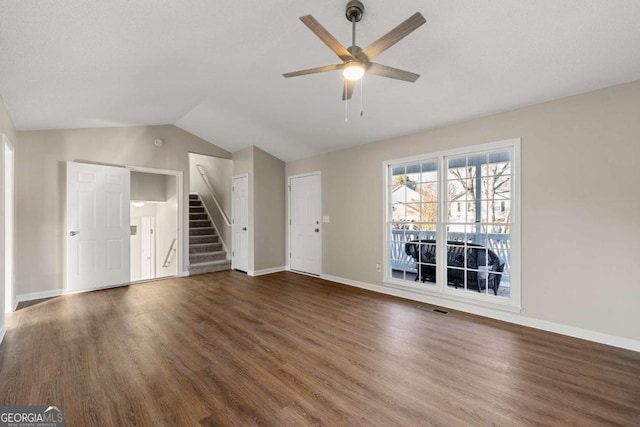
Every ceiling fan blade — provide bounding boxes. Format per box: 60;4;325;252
360;12;426;62
283;64;344;78
366;63;420;82
300;15;353;61
342;79;356;101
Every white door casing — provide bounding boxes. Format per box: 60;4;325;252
66;162;131;292
289;173;321;275
2;134;15;313
232;175;249;272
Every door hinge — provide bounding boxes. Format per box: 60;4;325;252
289;252;292;258
232;251;234;257
232;186;234;191
288;185;291;191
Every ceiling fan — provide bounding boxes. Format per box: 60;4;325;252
283;1;426;100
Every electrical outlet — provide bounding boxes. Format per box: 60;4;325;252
375;263;381;272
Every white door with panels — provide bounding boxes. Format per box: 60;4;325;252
66;162;131;292
289;173;321;275
232;175;249;272
140;216;156;280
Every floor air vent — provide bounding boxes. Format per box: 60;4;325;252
417;304;449;315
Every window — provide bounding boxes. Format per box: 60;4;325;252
384;139;520;310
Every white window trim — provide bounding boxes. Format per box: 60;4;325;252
382;138;522;312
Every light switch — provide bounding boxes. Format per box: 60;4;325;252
323;216;330;223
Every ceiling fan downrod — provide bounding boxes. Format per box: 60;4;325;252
345;0;364;47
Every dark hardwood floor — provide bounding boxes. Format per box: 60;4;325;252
1;271;639;426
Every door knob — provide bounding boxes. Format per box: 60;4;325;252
69;231;80;236
315;228;319;232
242;227;247;231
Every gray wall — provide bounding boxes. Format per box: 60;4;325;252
0;96;18;337
188;153;232;253
253;147;285;272
131;171;169;202
286;80;640;343
15;125;229;296
231;146;286;273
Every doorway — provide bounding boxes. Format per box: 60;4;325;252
288;172;322;275
129;167;181;282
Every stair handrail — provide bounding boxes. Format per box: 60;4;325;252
162;237;177;268
195;164;232;227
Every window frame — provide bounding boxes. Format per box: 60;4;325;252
382;138;522;312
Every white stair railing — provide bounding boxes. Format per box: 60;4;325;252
195;164;231;227
162;237;177;268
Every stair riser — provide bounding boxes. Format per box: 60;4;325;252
189;243;222;253
190;252;227;264
189;235;219;244
190;213;208;221
189;201;202;207
188;262;232;275
190;220;212;228
190;207;205;213
189;228;216;236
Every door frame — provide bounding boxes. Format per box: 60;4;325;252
127;165;183;277
231;173;249;272
287;171;322;275
2;134;15;314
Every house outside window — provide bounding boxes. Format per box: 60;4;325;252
384;138;521;311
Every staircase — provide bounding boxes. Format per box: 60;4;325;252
188;194;231;275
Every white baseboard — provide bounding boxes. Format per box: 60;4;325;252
320;274;640;353
16;289;63;303
179;270;190;277
0;325;5;346
248;266;286;277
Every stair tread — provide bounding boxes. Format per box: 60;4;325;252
189;259;231;267
191;250;226;256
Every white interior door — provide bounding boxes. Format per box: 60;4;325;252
289;173;321;275
66;162;130;292
141;216;155;280
232;175;249;272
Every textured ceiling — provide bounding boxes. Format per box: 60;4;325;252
1;1;640;161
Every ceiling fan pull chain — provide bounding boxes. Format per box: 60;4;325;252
360;77;364;117
345;80;348;123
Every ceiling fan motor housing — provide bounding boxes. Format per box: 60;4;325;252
345;0;364;22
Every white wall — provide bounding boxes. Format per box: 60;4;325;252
286;80;640;348
15;125;229;297
156;175;177;278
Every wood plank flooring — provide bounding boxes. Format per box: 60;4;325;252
1;271;639;426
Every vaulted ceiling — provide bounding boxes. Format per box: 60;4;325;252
1;1;640;161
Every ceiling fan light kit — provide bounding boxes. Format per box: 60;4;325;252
283;0;425;101
343;60;365;81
